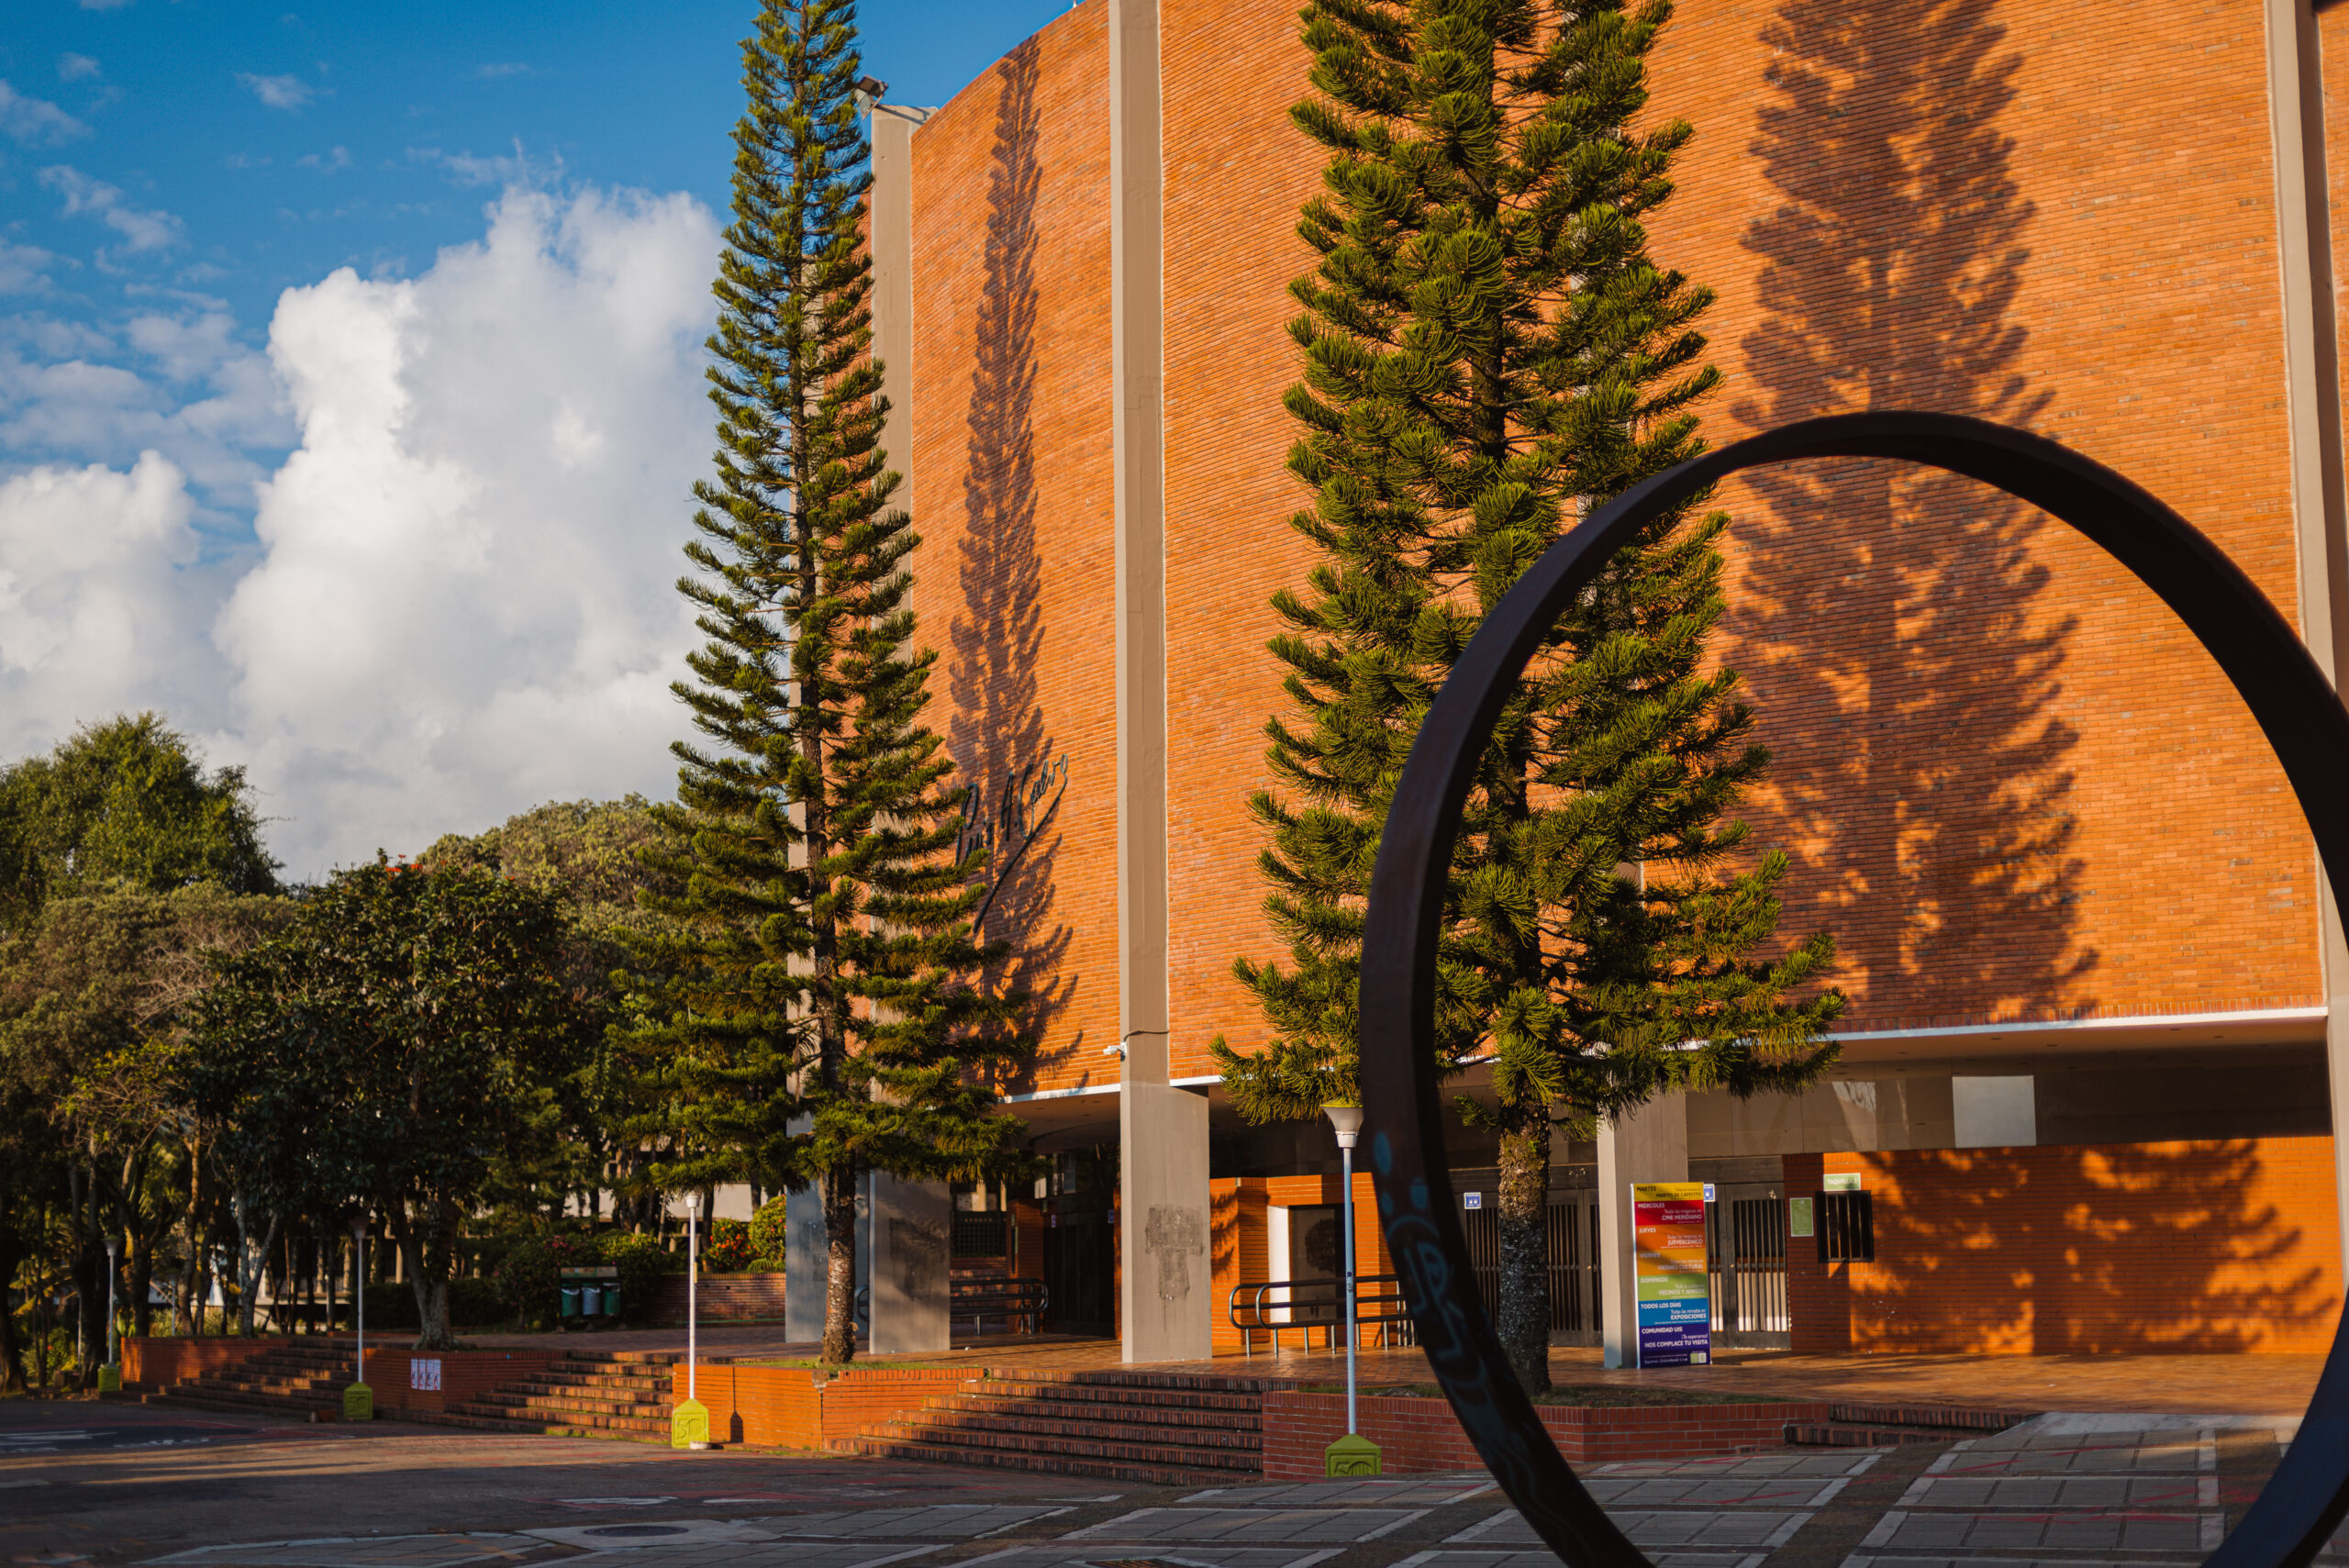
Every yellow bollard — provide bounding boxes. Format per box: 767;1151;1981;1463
1324;1433;1382;1477
342;1382;373;1421
670;1397;708;1450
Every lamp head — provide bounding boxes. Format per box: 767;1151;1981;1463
685;1192;700;1217
1323;1102;1364;1150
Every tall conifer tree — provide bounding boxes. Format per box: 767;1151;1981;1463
626;0;1030;1364
1216;0;1845;1392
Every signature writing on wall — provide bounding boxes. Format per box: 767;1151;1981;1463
954;749;1068;938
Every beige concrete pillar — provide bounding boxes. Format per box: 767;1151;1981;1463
1598;1094;1688;1369
2263;0;2349;1272
866;1172;952;1354
1120;1082;1212;1360
870;104;923;516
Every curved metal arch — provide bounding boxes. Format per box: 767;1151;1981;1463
1358;410;2349;1568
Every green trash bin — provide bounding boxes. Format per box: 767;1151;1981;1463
603;1286;622;1319
561;1286;582;1319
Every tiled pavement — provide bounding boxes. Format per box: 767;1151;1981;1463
121;1408;2339;1568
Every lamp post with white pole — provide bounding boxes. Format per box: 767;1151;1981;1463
344;1217;373;1421
671;1194;710;1450
1320;1103;1379;1476
97;1235;121;1392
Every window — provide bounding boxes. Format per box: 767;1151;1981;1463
1816;1189;1875;1262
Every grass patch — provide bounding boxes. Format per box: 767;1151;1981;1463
1305;1381;1779;1408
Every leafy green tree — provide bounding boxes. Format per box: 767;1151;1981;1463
1215;0;1844;1392
185;860;578;1350
427;797;685;1231
0;715;278;924
626;0;1033;1363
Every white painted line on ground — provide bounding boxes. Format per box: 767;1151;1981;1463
1360;1511;1431;1542
2200;1475;2220;1507
1814;1478;1853;1507
2203;1513;2225;1552
1444;1513;1510;1544
2200;1427;2219;1473
974;1508;1074;1540
1858;1511;1906;1551
1762;1514;1811;1550
1926;1440;1976;1475
0;1478;51;1488
1180;1490;1228;1503
1895;1476;1933;1507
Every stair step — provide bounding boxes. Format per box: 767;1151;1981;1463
1827;1404;2035;1433
932;1394;1258;1430
864;1417;1260;1472
899;1409;1260;1451
849;1435;1249;1487
968;1379;1263;1414
1786;1423;1950;1447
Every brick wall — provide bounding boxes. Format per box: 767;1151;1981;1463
357;1349;563;1415
901;3;1116;1097
648;1273;786;1326
1785;1139;2343;1354
122;1337;290;1387
678;1363;978;1451
1262;1389;1832;1479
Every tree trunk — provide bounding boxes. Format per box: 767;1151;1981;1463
0;1229;25;1394
394;1203;458;1351
71;1161;100;1385
820;1162;857;1363
1493;1107;1553;1396
229;1192;279;1336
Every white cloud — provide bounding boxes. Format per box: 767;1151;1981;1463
0;452;230;759
407;140;560;189
58;55;102;83
39;165;184;254
210;183;717;872
237;72;315;110
0;243;57;295
296;145;351;172
474;62;534;80
77;0;133;10
0;81;92;145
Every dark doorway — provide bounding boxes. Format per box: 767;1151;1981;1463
1042;1213;1113;1334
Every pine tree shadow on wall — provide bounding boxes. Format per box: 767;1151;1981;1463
1852;1143;2333;1353
947;37;1074;1066
1729;0;2094;1025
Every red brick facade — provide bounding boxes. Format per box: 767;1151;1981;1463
1786;1139;2343;1354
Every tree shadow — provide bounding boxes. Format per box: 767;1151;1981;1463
1792;1143;2337;1353
945;37;1075;1073
1729;0;2095;1025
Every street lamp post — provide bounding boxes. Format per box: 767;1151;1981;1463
672;1194;710;1450
98;1235;120;1392
344;1218;373;1421
1320;1104;1378;1477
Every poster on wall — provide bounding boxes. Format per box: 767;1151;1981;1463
1631;1182;1710;1367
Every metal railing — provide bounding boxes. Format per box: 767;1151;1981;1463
952;1275;1049;1337
1227;1274;1414;1356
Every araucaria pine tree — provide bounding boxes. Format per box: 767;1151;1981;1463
1216;0;1845;1394
626;0;1031;1364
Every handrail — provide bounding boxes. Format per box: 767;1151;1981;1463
1227;1274;1413;1356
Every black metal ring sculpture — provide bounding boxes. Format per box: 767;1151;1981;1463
1359;410;2349;1568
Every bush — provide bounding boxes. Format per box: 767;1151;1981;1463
600;1230;680;1322
491;1233;602;1322
704;1218;752;1273
449;1275;504;1329
750;1195;787;1262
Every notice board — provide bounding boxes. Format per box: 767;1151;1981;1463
1631;1182;1710;1367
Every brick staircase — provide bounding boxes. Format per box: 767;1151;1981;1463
406;1351;677;1440
848;1368;1268;1485
1787;1402;2037;1447
150;1340;354;1419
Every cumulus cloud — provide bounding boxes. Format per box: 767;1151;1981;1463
58;55;102;83
237;72;315;110
211;183;717;873
0;81;91;145
0;452;232;760
296;145;351;172
0;243;57;295
39;165;184;254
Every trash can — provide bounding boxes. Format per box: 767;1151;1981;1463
602;1286;621;1319
582;1285;602;1317
561;1286;582;1318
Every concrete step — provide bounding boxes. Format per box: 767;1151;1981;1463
1787;1404;2036;1448
901;1408;1260;1453
971;1379;1264;1414
935;1392;1259;1432
849;1434;1248;1487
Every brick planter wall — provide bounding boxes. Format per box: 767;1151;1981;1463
648;1273;787;1326
355;1349;564;1415
121;1337;291;1388
1261;1390;1832;1480
679;1363;980;1451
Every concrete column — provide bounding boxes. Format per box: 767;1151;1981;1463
870;104;922;515
2262;0;2349;1271
867;1172;952;1354
784;1171;868;1345
1952;1075;2037;1149
1119;1082;1212;1361
1108;0;1204;1362
1598;1094;1689;1369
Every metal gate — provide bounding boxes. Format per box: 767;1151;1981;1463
1709;1188;1789;1345
1460;1197;1605;1346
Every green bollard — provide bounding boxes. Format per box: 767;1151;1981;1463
1324;1433;1382;1477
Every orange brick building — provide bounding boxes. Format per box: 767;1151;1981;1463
838;0;2349;1362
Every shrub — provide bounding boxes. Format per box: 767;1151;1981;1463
491;1232;602;1321
600;1230;679;1322
449;1275;504;1329
749;1195;787;1262
704;1218;752;1273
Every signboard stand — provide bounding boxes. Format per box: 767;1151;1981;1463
1631;1183;1710;1368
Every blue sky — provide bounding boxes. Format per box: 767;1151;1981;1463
0;0;1066;876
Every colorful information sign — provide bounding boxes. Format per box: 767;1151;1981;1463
1631;1182;1710;1367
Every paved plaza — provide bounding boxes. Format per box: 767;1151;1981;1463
0;1395;2332;1568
